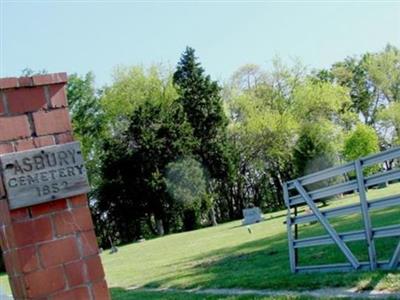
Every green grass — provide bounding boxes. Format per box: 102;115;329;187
0;183;399;299
100;184;400;293
110;288;339;300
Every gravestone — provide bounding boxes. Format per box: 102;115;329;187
242;207;263;225
0;73;110;299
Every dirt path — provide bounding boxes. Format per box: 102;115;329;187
127;286;400;299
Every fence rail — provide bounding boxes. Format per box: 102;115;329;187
284;147;400;273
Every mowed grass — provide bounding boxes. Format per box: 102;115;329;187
110;288;341;300
101;183;400;293
0;183;399;299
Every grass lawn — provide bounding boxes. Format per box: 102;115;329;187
0;183;399;299
100;183;400;293
109;288;342;300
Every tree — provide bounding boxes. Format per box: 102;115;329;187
293;121;342;177
343;124;379;161
365;44;400;104
343;123;380;176
173;47;231;223
321;44;400;131
97;99;196;242
226;61;303;211
101;65;178;135
377;102;400;146
291;80;351;178
95;65;195;245
330;56;378;125
67;72;104;186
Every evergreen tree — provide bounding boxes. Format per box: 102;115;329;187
97;100;196;243
173;47;231;223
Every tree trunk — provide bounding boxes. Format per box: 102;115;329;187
156;219;164;236
146;215;158;236
210;206;218;226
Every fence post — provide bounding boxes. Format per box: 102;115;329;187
355;159;377;270
389;241;400;269
284;182;297;273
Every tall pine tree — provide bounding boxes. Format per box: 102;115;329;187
173;47;231;224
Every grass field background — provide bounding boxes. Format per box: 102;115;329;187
0;183;399;299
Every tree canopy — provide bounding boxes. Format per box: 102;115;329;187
65;44;400;247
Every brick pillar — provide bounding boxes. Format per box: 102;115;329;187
0;74;110;300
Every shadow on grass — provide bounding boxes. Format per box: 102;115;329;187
110;287;214;300
143;206;399;292
109;287;319;300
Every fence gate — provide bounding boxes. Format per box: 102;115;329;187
284;147;400;273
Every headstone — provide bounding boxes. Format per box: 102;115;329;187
242;207;263;225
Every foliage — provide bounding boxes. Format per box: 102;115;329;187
173;47;231;223
343;124;379;161
343;124;380;176
377;102;400;146
101;65;177;135
321;44;400;134
329;56;378;125
174;47;230;179
293;121;342;177
291;80;351;123
365;44;400;104
97;99;196;243
63;44;400;247
67;72;104;186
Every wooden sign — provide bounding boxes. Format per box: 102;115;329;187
0;142;90;209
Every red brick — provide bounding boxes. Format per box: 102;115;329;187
18;77;33;87
3;250;20;275
10;207;29;222
32;73;68;86
0;77;18;90
85;255;105;282
34;135;55;147
48;84;67;108
51;286;90;300
0;115;31;142
0;225;16;250
14;138;35;151
79;230;99;257
10;275;27;298
13;217;53;247
38;237;80;267
53;207;94;236
0;143;14;154
30;199;67;217
92;280;110;300
0;95;4;114
17;245;39;273
0;199;11;225
56;132;74;144
33;109;72;135
5;86;46;114
68;194;88;208
64;260;87;287
25;266;65;297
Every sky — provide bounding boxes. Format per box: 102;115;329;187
1;1;400;87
